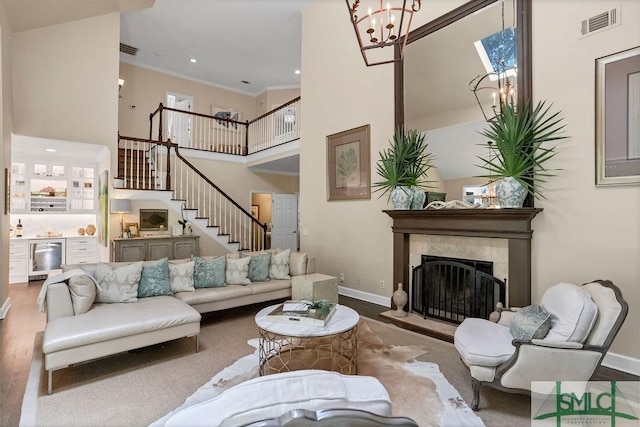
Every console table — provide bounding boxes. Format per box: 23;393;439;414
111;235;199;262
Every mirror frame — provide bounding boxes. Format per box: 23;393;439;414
394;0;533;205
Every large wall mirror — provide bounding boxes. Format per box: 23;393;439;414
394;0;531;204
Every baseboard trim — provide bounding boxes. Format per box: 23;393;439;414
602;351;640;377
338;286;390;307
0;297;10;319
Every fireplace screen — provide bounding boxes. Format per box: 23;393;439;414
411;256;506;324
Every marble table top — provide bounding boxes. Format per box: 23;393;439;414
255;303;360;337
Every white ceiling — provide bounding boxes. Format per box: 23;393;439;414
120;0;310;96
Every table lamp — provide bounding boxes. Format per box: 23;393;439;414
111;199;131;238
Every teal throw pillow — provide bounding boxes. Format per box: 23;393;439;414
192;255;226;288
510;304;552;340
138;258;172;298
241;252;271;282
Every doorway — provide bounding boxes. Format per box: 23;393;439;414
165;92;193;147
251;192;299;251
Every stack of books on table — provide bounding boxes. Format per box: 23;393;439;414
265;300;336;327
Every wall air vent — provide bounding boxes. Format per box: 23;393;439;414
119;43;138;56
580;5;621;38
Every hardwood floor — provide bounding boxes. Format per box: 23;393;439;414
0;286;636;426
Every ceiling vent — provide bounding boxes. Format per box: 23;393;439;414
580;5;621;38
119;43;138;56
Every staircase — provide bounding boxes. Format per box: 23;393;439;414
116;136;267;252
116;98;300;252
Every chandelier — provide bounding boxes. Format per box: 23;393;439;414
346;0;421;66
469;0;518;122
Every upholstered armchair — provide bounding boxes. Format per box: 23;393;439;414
453;280;628;410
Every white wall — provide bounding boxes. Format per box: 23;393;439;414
531;0;639;365
300;0;639;363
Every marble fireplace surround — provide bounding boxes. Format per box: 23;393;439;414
384;208;542;310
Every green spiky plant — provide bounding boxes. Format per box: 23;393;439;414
476;100;568;199
373;128;434;201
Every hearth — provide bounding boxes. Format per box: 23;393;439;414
411;256;505;324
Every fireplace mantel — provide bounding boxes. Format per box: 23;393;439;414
384;208;542;308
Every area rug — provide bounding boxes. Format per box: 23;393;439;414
151;320;484;427
21;314;492;426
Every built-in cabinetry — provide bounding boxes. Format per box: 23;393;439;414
111;236;200;262
9;240;29;284
10;159;96;214
66;236;98;265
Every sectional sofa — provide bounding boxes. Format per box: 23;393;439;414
39;249;314;394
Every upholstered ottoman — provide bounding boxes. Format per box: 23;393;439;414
163;370;392;426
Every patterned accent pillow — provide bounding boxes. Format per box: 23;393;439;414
510;304;552;340
169;261;195;293
95;262;143;303
138;258;172;298
192;255;226;288
241;252;271;282
226;257;252;285
68;275;96;315
269;248;291;280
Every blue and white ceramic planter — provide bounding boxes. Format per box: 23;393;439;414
410;188;426;210
495;177;527;208
390;187;413;209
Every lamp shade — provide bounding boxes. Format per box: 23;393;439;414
111;199;131;214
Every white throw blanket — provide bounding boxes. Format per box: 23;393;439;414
36;269;100;313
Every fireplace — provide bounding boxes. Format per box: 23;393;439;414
411;255;506;324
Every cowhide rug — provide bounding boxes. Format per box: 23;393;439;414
151;320;484;426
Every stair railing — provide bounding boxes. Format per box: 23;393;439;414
169;140;267;251
117;134;171;190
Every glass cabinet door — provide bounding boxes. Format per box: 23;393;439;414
32;162;65;177
69;166;95;212
10;162;27;212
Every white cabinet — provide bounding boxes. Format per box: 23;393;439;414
32;161;66;178
10;158;96;214
9;240;29;284
66;237;98;265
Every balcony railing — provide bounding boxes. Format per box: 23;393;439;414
149;97;300;156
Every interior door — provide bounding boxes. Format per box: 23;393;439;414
271;194;298;251
171;99;192;147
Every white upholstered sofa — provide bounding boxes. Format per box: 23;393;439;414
40;249;315;394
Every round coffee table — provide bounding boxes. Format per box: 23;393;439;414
255;303;360;376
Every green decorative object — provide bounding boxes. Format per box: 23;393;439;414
476;100;568;203
373;128;434;209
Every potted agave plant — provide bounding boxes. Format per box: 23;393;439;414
373;128;434;209
477;100;568;207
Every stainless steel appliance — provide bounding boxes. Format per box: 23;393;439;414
29;239;65;279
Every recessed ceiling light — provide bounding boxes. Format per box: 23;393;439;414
45;148;56;152
294;69;301;75
190;58;197;63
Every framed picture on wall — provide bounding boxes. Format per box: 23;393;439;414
211;105;242;131
595;46;640;186
327;125;371;201
251;205;259;218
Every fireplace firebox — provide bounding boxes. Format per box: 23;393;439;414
411;256;506;324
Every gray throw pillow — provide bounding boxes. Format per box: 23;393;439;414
169;260;195;293
269;248;291;280
192;255;226;288
241;252;271;282
68;275;96;315
138;258;172;298
226;257;252;285
510;304;552;340
95;262;143;303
